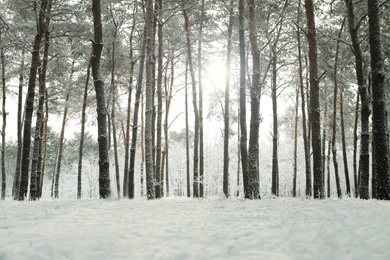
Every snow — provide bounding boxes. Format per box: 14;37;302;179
1;197;390;259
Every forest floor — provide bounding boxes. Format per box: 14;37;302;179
1;196;390;259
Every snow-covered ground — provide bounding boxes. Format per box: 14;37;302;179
1;197;390;260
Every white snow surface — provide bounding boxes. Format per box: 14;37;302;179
1;197;390;260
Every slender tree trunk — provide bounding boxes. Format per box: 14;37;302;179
18;0;47;200
109;24;121;199
223;0;234;198
345;0;370;199
1;32;6;200
141;93;145;197
340;86;351;196
18;0;48;200
183;8;199;198
185;59;190;197
297;0;312;197
54;92;70;198
164;55;174;197
51;146;59;197
327;139;331;197
372;123;377;198
304;0;323;199
271;46;279;197
91;0;110;199
77;56;92;199
238;0;249;199
13;49;25;200
123;33;135;198
247;0;261;199
353;92;360;197
331;19;345;199
155;0;163;199
293;83;299;197
40;88;49;198
368;0;390;200
237;108;241;197
145;0;156;200
129;11;147;199
198;0;205;198
30;2;52;200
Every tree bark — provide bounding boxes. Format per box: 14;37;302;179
155;0;163;199
19;0;48;200
331;19;345;199
304;0;324;199
1;31;6;200
91;0;110;199
128;8;148;199
12;49;25;200
297;0;312;197
368;0;390;200
293;83;299;197
238;0;249;199
123;28;135;197
145;0;156;200
164;54;174;197
271;46;279;197
185;59;190;198
30;1;52;200
340;85;351;196
78;56;92;199
54;92;70;198
345;0;371;199
108;13;121;199
183;8;199;198
198;0;205;198
353;92;360;197
223;0;234;198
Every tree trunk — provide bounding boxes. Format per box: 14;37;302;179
18;0;48;200
331;19;345;199
198;0;205;198
327;139;331;197
40;87;49;198
128;9;148;199
183;8;199;198
155;0;163;199
223;0;234;198
30;2;52;200
13;49;25;200
238;0;249;199
353;92;360;197
145;0;156;200
297;0;312;197
54;92;70;198
109;20;121;199
293;83;299;198
164;54;174;197
141;93;145;197
78;56;92;199
91;0;110;199
185;59;190;198
340;86;351;196
271;46;279;197
368;0;390;200
372;122;377;198
304;0;324;199
37;10;51;199
123;21;136;198
1;31;6;200
344;0;371;200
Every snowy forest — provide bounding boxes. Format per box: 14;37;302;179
0;0;389;201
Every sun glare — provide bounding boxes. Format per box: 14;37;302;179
203;58;227;90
